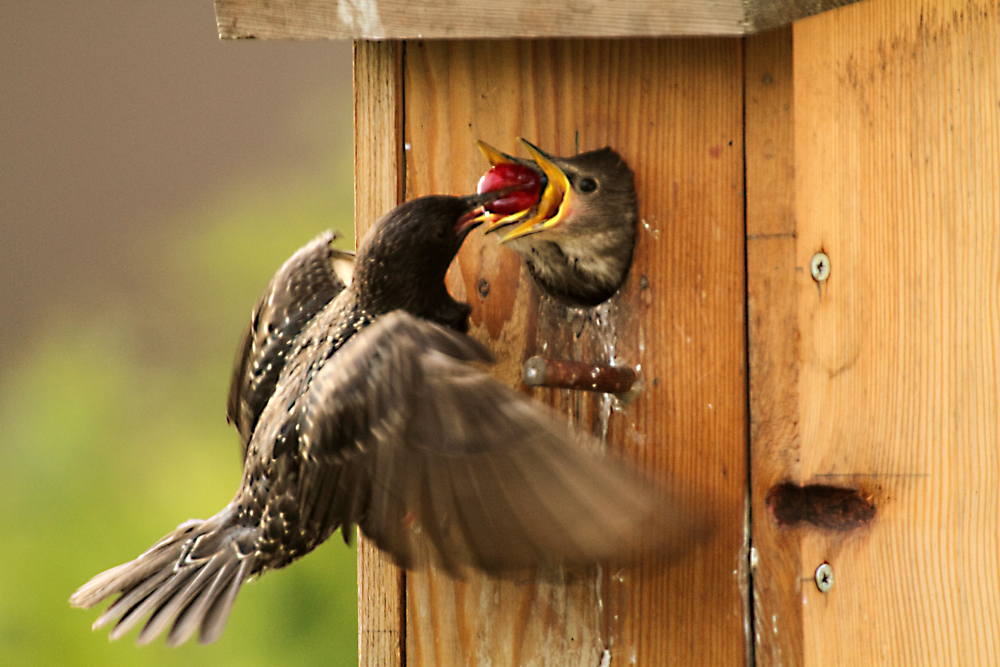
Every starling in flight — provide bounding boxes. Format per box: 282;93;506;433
475;139;638;308
71;191;693;647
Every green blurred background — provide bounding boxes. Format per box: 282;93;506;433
0;2;359;664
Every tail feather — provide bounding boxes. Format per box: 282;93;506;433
108;565;200;641
199;558;252;645
165;558;241;647
73;539;184;611
92;567;173;630
70;508;259;646
135;554;227;646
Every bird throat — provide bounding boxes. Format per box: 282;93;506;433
515;237;626;307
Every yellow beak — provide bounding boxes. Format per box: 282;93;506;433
475;140;515;167
474;138;575;241
495;139;574;242
474;141;536;232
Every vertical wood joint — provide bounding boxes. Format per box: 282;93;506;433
354;38;407;667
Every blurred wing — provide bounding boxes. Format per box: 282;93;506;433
227;231;354;450
297;310;700;576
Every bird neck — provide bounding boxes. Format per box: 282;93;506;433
511;235;630;307
353;259;468;329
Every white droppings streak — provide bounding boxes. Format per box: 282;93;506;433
597;393;613;441
640;216;660;240
595;563;604;617
590;299;620;445
598;648;611;667
739;491;753;667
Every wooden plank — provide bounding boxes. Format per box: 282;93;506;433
353;39;406;667
400;38;747;666
745;25;805;667
214;0;861;40
792;0;1000;664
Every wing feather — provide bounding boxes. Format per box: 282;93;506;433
227;232;354;450
294;310;703;575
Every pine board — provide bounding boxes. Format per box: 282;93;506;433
354;39;406;667
745;25;805;667
793;0;1000;664
400;38;749;666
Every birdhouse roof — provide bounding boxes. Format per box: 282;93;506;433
215;0;862;40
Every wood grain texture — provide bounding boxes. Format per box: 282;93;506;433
745;25;805;667
793;0;1000;664
354;39;406;667
401;38;747;666
214;0;861;39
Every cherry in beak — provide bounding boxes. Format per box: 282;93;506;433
454;185;523;235
474;139;575;242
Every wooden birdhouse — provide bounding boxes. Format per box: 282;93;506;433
213;0;1000;664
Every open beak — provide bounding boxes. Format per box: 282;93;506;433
455;186;520;235
475;139;574;242
475;140;517;167
474;140;538;232
499;139;575;242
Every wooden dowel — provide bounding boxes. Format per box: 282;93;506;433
522;356;637;394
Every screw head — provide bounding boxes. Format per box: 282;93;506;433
814;562;834;592
810;252;831;282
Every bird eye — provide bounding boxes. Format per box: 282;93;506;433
577;177;598;193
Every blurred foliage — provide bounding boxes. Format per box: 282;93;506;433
0;93;359;665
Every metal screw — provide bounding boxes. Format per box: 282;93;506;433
814;562;834;592
810;252;831;282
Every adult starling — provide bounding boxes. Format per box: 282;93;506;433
71;192;692;647
226;230;354;452
476;139;638;307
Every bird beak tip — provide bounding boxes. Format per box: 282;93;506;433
455;208;489;235
499;142;573;242
475;140;516;166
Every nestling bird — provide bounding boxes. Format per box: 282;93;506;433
475;139;638;307
71;191;694;647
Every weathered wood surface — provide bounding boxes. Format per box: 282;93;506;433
351;1;1000;665
354;39;406;667
791;0;1000;664
745;25;805;667
399;38;748;666
215;0;861;39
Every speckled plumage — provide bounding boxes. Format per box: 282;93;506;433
71;193;696;648
226;231;354;451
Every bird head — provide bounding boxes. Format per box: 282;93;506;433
475;139;638;306
354;191;517;311
476;139;636;244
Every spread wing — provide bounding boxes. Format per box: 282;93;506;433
227;232;354;450
295;310;702;576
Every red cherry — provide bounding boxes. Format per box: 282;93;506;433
477;163;542;215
